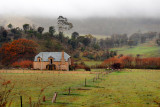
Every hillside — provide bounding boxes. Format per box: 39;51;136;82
111;39;160;57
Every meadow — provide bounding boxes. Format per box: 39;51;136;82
111;41;160;57
83;61;102;66
1;69;160;106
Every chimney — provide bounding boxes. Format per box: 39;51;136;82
62;51;64;59
61;51;65;64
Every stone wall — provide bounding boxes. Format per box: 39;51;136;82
33;60;70;71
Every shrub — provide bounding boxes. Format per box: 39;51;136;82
102;56;160;69
73;53;79;58
12;60;33;68
102;57;120;67
69;65;75;71
119;56;134;68
0;80;14;107
84;66;91;71
111;63;121;69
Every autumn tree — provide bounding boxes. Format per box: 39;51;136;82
0;39;38;66
120;56;133;68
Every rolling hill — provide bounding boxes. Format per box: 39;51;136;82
111;39;160;57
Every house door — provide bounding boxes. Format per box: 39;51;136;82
46;64;56;70
50;59;53;64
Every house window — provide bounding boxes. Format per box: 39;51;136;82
37;57;41;62
48;56;54;64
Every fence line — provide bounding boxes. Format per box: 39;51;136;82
0;69;115;74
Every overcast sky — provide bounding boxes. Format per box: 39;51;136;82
0;0;160;18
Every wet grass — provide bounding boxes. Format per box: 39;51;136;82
1;69;160;106
111;43;160;57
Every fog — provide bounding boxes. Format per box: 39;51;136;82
0;0;160;18
1;0;160;35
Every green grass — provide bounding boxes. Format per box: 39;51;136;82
0;72;95;107
68;69;160;107
76;69;106;72
1;69;160;106
84;61;103;66
111;43;160;57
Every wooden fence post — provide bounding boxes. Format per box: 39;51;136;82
93;77;95;82
20;96;22;107
29;97;32;107
52;92;58;103
68;87;71;95
43;96;46;102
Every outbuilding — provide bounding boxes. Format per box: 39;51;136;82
33;51;71;71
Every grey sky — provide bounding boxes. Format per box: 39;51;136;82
0;0;160;18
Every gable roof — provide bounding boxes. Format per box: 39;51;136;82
34;52;70;62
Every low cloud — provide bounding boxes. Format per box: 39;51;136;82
0;0;160;18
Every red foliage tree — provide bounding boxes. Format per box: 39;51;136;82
119;56;134;68
140;57;160;69
102;57;120;68
0;39;38;66
12;60;33;68
102;56;160;69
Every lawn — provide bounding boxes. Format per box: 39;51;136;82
1;69;160;106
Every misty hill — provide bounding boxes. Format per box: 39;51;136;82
1;15;160;36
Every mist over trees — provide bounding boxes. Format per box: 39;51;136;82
26;17;160;35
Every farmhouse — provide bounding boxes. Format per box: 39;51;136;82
33;52;71;71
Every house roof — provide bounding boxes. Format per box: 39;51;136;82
34;52;70;62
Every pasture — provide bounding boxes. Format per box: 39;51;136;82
84;61;103;66
111;42;160;57
1;69;160;106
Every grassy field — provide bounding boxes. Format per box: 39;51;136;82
76;69;106;72
84;61;103;66
111;42;160;57
1;69;160;106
